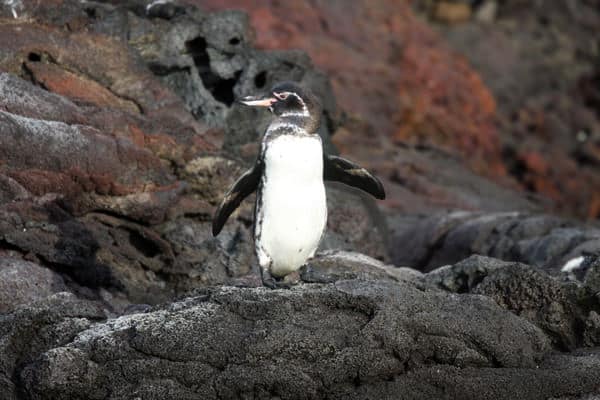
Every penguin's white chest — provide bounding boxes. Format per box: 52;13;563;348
256;134;327;277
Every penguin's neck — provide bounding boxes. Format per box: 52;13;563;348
275;113;319;134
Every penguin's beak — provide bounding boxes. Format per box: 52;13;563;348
238;95;277;107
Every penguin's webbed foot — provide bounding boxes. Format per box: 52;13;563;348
262;277;291;289
260;269;299;289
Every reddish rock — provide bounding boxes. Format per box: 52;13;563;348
435;1;600;218
0;20;204;134
0;2;388;305
394;31;503;176
195;0;512;223
26;62;140;114
197;0;506;178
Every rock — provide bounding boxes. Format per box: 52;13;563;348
199;0;600;220
583;256;600;296
583;311;600;347
3;252;600;399
471;262;582;350
0;292;105;399
438;0;600;218
0;257;68;313
17;279;562;399
1;1;599;397
424;255;600;351
301;250;422;284
199;0;516;219
321;184;388;261
390;211;600;273
423;254;513;293
474;0;498;22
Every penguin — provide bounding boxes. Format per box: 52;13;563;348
212;81;385;288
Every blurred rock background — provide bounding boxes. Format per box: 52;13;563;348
199;0;600;220
1;0;600;398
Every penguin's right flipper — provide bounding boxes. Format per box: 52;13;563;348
212;161;263;236
323;154;386;200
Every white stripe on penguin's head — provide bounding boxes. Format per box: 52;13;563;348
274;91;310;117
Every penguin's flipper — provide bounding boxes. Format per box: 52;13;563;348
212;161;263;236
323;154;385;200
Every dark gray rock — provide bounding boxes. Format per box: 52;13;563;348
583;311;600;347
424;255;600;351
17;279;559;400
0;257;68;313
354;350;600;400
3;253;600;399
0;292;105;399
583;255;600;296
391;211;600;274
472;263;582;350
423;254;514;293
301;250;422;284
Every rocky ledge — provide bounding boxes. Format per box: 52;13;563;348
1;253;600;399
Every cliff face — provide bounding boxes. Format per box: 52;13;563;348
198;0;600;220
0;1;600;399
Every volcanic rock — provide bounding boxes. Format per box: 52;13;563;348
391;211;600;273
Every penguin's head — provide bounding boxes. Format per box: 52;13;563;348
239;81;321;132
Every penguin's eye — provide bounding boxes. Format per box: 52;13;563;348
274;92;289;100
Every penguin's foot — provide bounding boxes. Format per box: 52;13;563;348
260;269;299;289
262;277;291;289
282;271;300;286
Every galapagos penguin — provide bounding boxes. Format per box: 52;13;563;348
212;82;385;288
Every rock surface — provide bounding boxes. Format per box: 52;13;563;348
419;0;600;219
391;211;600;273
0;257;68;313
1;257;600;399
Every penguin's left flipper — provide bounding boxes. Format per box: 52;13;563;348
323;154;385;200
212;160;263;236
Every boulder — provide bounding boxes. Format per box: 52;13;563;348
0;257;68;313
424;255;599;351
16;279;557;399
391;211;600;273
0;292;105;398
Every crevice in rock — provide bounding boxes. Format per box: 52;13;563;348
27;52;41;62
185;36;240;106
502;146;535;191
416;230;450;271
572;145;600;168
0;239;25;254
147;63;190;77
127;229;161;258
84;7;97;20
254;71;267;89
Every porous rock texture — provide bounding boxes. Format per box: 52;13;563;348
2;254;600;399
1;1;600;399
